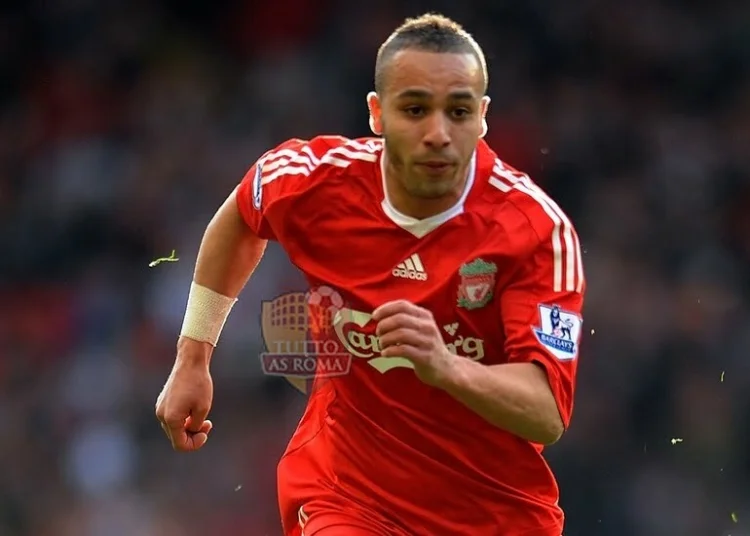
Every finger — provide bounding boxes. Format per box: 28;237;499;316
375;313;423;337
161;421;181;451
186;430;209;450
372;300;419;321
165;416;190;450
159;421;173;442
379;328;423;350
200;419;213;434
185;416;213;434
185;404;211;433
381;343;423;361
156;409;172;440
184;419;213;451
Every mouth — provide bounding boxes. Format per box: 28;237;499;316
417;161;454;172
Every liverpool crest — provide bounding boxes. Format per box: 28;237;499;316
457;258;497;310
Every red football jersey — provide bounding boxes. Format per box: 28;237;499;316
236;136;585;536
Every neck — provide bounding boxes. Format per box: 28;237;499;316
383;155;471;220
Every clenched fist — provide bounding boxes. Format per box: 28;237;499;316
373;299;458;388
155;340;214;451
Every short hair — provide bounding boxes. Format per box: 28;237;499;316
374;13;488;95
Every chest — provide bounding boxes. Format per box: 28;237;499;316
280;213;516;366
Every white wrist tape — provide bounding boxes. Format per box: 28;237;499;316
180;282;238;347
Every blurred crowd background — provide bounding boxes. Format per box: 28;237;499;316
1;0;749;535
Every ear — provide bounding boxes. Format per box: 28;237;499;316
479;96;491;138
367;91;383;136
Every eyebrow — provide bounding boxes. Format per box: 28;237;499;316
395;89;476;100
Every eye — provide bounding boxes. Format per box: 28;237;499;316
403;106;425;117
451;108;472;119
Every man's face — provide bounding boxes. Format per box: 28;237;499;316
370;50;489;199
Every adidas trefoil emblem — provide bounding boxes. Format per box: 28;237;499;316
393;253;428;281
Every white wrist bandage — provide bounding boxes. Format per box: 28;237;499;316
179;282;238;347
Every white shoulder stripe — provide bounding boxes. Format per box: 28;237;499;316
322;146;378;164
261;161;313;186
259;142;380;186
572;229;584;293
262;151;317;175
264;147;320;168
346;139;382;153
490;160;584;293
488;176;512;192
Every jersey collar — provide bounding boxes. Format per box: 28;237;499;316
379;150;477;238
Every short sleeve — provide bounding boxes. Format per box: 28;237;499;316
500;221;586;429
236;137;333;240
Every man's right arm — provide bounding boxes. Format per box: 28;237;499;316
177;187;268;364
157;135;356;449
159;137;346;450
156;188;267;451
179;135;339;360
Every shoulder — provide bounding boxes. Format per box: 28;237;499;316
261;135;376;159
478;147;584;292
478;145;578;246
256;135;383;187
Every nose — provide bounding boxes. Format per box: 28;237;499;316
422;113;451;149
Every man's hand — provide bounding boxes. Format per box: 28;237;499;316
373;300;458;387
155;339;214;451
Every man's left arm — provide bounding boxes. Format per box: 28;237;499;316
374;229;585;445
440;236;585;445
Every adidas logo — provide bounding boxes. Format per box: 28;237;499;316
393;253;428;281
